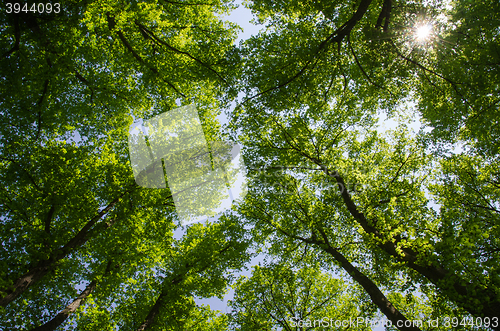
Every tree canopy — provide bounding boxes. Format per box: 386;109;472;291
1;0;499;330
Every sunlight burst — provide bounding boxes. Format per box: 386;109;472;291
415;24;432;42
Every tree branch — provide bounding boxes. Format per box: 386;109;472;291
391;41;473;111
30;260;113;331
135;21;227;84
34;79;49;141
0;157;42;192
316;161;500;320
3;14;21;58
348;34;386;91
375;0;392;32
44;204;56;235
0;185;135;307
106;13;186;98
240;0;374;106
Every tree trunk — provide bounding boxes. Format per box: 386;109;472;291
136;292;167;331
256;217;420;330
0;188;132;307
136;244;231;330
136;268;193;331
322;245;422;331
323;166;500;322
30;261;113;331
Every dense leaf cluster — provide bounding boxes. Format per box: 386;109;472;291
1;0;498;330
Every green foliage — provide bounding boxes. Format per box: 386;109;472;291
1;0;499;329
229;262;366;330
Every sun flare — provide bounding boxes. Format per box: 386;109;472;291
415;24;432;42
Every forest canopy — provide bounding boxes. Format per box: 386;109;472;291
0;0;499;330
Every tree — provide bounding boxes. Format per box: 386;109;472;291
233;139;436;330
229;261;370;330
1;0;246;329
29;260;114;331
1;0;499;329
411;0;500;156
134;219;250;331
230;0;500;324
